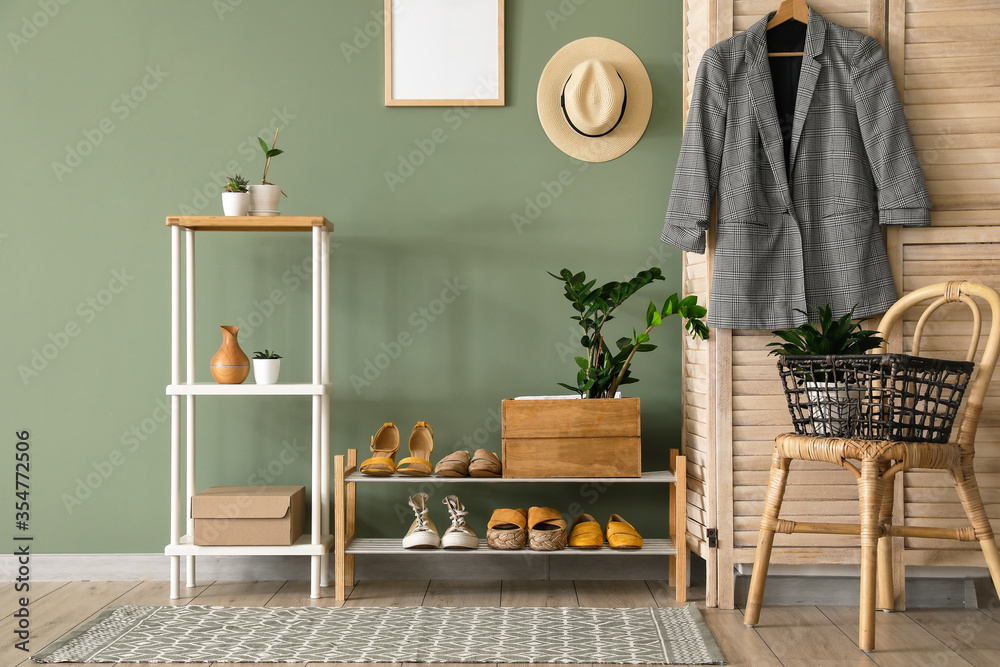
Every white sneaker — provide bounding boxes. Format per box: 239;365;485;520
402;493;440;549
441;495;479;549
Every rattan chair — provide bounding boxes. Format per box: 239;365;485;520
743;281;1000;652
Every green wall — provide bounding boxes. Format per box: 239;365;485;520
1;0;686;554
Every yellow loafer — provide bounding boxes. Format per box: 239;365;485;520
568;513;604;549
606;513;643;549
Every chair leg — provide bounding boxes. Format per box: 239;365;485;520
858;460;885;652
876;465;896;611
954;464;1000;601
744;451;790;627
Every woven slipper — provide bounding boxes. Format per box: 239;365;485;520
434;450;470;477
468;449;502;477
568;513;604;548
487;508;527;550
606;513;643;549
397;421;434;476
359;423;399;477
528;506;567;551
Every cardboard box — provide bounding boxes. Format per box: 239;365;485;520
192;485;305;546
501;398;641;478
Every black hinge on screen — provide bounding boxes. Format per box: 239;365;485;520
707;528;718;548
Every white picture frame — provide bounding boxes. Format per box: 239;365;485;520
385;0;505;107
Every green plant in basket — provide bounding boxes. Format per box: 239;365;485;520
550;267;709;399
768;304;884;383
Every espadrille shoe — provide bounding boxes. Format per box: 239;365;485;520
468;449;502;477
487;508;527;550
434;450;470;477
402;493;440;549
528;506;567;551
360;423;399;476
397;421;434;476
568;513;604;548
441;495;479;549
606;513;643;549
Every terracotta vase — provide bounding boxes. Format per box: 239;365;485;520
210;325;250;384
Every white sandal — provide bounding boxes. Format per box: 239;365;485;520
402;493;440;549
441;495;479;549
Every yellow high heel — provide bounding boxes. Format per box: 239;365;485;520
396;421;434;477
359;423;400;476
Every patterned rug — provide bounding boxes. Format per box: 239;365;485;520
32;604;726;664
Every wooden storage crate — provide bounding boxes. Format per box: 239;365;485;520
500;398;641;478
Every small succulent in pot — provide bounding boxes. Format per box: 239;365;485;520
224;174;249;193
251;349;282;384
768;304;884;382
221;174;250;216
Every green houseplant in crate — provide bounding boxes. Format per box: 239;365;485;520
501;267;709;478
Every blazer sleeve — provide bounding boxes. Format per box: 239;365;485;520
852;36;931;227
661;48;728;254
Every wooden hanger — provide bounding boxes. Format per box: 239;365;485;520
767;0;808;57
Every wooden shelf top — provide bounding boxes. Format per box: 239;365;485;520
344;469;677;484
166;216;333;232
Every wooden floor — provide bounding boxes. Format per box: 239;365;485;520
4;579;1000;666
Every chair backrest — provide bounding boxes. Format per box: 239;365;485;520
877;281;1000;451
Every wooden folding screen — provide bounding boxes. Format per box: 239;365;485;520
679;0;1000;609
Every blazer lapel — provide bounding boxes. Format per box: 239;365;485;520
788;9;827;174
744;16;792;208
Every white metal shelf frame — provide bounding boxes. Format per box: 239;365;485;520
166;216;332;599
333;448;688;602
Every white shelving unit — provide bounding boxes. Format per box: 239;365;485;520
333;449;688;601
164;215;333;599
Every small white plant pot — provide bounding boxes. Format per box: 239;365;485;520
249;184;282;215
805;381;862;437
253;358;281;385
221;191;250;216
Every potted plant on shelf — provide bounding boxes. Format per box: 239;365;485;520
249;128;286;216
221;174;250;216
252;349;282;385
500;267;709;479
768;304;884;437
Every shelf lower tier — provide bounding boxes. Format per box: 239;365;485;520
345;470;676;484
345;537;676;555
167;382;331;396
166;533;333;556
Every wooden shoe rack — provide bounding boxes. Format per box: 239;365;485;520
333;449;688;601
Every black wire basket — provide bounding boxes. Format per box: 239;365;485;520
776;354;974;443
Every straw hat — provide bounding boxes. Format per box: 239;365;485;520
537;37;652;163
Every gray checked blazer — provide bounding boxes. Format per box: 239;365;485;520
661;9;931;330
